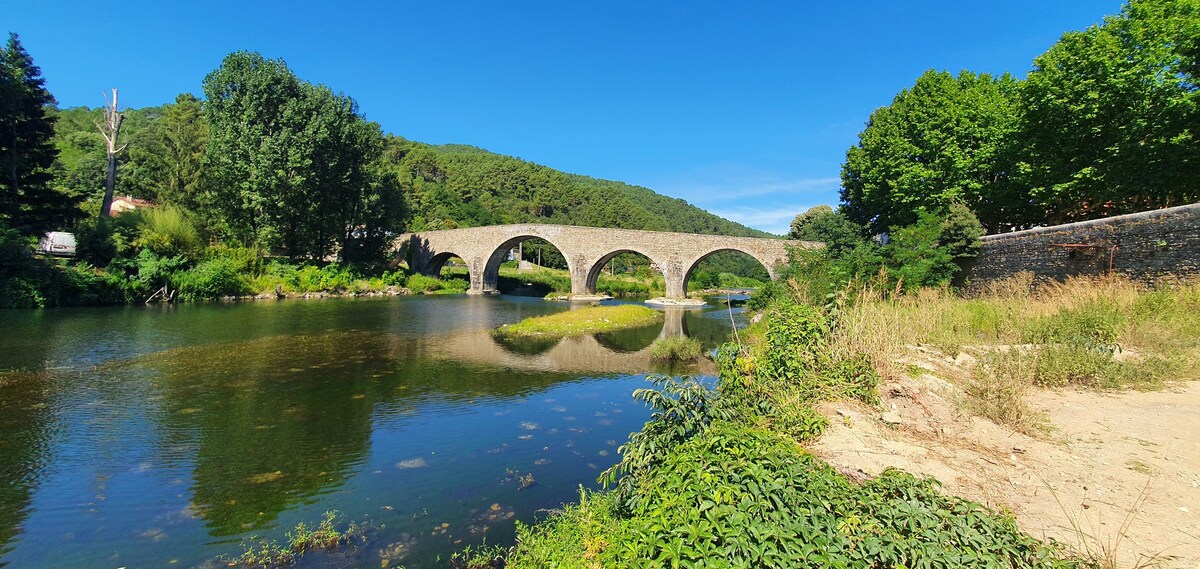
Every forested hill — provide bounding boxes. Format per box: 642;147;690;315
386;140;771;236
47;104;772;238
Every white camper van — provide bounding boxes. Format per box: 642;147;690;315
39;231;77;257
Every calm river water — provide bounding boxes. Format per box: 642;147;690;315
0;295;744;568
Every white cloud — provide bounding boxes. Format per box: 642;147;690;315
644;163;841;207
710;204;823;235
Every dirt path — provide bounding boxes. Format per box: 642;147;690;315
810;356;1200;568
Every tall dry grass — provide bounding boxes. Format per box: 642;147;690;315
819;272;1200;430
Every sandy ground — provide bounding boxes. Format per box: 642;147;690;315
810;350;1200;568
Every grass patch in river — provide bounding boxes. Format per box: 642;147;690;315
232;511;363;568
648;336;704;362
493;305;662;340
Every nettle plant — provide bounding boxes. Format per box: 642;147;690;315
600;375;737;513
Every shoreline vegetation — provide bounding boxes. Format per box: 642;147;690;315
461;272;1199;568
492;305;663;340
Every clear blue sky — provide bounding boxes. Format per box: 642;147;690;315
6;1;1122;234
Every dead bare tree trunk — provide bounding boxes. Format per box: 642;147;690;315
97;88;126;219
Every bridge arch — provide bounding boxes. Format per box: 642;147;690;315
482;234;573;294
583;248;668;296
680;247;776;297
395;224;814;299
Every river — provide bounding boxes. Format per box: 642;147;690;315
0;294;745;568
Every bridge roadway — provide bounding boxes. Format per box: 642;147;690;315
396;224;820;298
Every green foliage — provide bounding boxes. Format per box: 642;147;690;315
175;257;248;300
73;218;119;266
134;205;203;257
788;205;868;256
648;336;704;362
203;51;392;260
449;543;508;569
132;249;188;292
747;280;788;311
1027;302;1124;351
514;425;1074;568
1020;0;1200;222
783;205;985;298
406;273;460;294
840;70;1026;233
386;137;771;237
0;33;80;237
717;305;879;433
599;375;737;513
840;1;1200;232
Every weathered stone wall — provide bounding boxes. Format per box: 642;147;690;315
396;224;821;298
962;203;1200;291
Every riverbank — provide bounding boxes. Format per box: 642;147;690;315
482;274;1200;567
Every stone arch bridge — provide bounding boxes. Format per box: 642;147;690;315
396;224;819;298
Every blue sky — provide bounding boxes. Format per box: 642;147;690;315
6;1;1122;234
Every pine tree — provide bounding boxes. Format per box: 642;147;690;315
0;33;77;236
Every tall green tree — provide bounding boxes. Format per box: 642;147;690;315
202;51;389;260
131;93;208;207
788;204;867;256
0;33;77;236
839;70;1026;233
1020;0;1200;222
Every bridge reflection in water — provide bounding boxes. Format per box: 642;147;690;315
430;307;716;375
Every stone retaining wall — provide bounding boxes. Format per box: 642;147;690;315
961;203;1200;290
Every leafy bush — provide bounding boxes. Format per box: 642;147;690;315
407;273;447;293
381;270;407;287
600;375;737;513
132;249;188;292
135;206;203;257
747;280;788;311
515;425;1072;568
74;218;118;266
730;304;879;409
175;257;248;300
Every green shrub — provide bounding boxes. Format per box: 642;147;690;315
596;277;649;297
176;258;248;300
600;375;737;513
515;425;1072;568
74;218;118;266
381;270;407;287
407;273;446;293
135;206;202;258
205;245;265;275
0;276;44;308
133;249;188;292
747;280;788;311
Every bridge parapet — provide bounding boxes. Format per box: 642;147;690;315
396;224;821;298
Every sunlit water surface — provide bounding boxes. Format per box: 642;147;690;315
0;294;745;568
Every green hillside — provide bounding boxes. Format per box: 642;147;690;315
388;138;772;237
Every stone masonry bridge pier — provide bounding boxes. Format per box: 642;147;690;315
396;224;820;299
